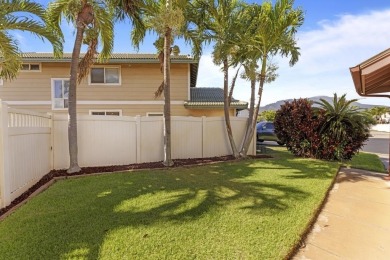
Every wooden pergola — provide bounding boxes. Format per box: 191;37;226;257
350;48;390;178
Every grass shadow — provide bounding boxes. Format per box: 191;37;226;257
0;149;337;259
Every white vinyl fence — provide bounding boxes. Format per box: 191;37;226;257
0;101;255;208
0;103;52;208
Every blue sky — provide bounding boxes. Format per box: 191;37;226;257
14;0;390;106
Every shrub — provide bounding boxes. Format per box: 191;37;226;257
274;98;322;158
274;94;374;161
314;94;373;160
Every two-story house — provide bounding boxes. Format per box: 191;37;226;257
0;53;248;116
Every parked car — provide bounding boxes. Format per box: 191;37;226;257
256;121;284;145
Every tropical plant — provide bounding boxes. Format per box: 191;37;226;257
258;110;276;122
237;0;304;157
199;0;244;158
313;94;374;160
0;0;62;80
275;94;375;161
46;0;115;173
127;0;203;166
368;106;388;123
274;98;322;158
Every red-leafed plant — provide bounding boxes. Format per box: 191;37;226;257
274;94;374;161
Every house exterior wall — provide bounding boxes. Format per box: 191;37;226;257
0;62;227;116
187;109;235;117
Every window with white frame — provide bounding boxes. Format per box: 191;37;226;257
21;63;41;71
146;112;164;117
90;67;120;85
89;110;122;116
51;79;69;110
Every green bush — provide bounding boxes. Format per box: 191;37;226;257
274;94;373;161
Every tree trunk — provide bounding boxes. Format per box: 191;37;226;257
67;21;84;174
241;58;267;156
240;78;256;157
223;59;239;158
163;26;173;166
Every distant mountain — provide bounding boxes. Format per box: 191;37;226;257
259;96;383;112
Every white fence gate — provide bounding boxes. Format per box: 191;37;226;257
0;102;256;208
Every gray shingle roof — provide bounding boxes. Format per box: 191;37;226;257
185;88;248;109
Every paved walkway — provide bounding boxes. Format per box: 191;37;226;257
293;168;390;260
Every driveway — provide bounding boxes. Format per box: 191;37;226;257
362;130;389;170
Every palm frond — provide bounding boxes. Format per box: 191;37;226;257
0;31;21;80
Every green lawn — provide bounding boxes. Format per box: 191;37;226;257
344;152;387;173
0;148;345;259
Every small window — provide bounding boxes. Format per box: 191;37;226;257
146;112;164;117
89;110;122;116
52;79;69;110
21;63;41;72
90;67;120;85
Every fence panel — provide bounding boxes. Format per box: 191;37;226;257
172;116;203;159
53;115;137;168
203;117;232;157
139;117;164;163
1;105;51;207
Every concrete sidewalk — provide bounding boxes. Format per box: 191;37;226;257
293;168;390;260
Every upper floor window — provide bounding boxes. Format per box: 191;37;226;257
89;66;120;85
21;63;41;72
51;78;69;110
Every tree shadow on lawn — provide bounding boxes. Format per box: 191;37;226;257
0;156;325;259
257;147;338;180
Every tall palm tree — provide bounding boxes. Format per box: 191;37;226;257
127;0;202;166
0;0;62;80
46;0;114;173
200;0;243;158
238;0;304;156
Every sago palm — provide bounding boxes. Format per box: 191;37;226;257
314;94;373;141
46;0;115;173
0;0;62;80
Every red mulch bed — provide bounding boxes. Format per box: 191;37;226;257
0;154;271;218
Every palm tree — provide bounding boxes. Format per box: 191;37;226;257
127;0;202;166
200;0;244;158
46;0;114;173
238;0;304;156
0;0;62;80
314;94;374;141
369;106;389;123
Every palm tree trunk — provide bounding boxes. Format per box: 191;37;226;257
241;58;267;156
240;78;256;156
67;21;84;174
163;26;173;166
223;59;239;158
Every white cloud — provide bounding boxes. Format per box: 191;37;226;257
197;8;390;107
